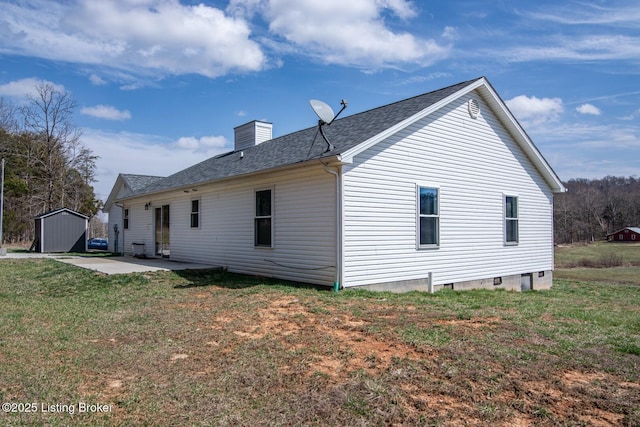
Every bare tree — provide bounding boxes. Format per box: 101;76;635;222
0;87;99;244
0;98;19;132
555;176;640;244
19;84;83;211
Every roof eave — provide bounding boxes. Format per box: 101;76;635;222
35;207;89;220
115;155;344;203
103;174;127;210
476;82;567;193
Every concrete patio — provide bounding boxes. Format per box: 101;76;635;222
1;252;218;275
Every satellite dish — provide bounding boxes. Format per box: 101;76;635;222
308;99;348;152
309;99;335;124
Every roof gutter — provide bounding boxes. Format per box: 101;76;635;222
114;154;346;204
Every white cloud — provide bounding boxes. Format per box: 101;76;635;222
0;78;65;100
576;103;601;116
0;0;266;79
619;109;640;121
516;119;640;181
527;3;640;26
399;72;451;85
89;74;107;85
82;128;231;200
173;136;228;153
1;0;450;76
470;3;640;65
502;35;640;63
81;105;132;121
229;0;451;69
505;95;564;125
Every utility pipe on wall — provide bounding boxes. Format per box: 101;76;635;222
322;163;342;292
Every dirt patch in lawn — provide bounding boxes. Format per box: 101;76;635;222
214;296;425;378
162;290;639;425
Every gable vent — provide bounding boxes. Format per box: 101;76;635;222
468;98;480;119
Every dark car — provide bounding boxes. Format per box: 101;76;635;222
87;238;108;250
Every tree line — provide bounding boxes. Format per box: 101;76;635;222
0;84;99;244
555;176;640;244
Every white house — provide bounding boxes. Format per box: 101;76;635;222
104;174;164;254
104;77;566;292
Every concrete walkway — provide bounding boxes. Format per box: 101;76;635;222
1;252;218;275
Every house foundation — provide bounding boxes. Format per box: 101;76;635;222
357;270;553;293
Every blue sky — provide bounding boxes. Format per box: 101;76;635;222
0;0;638;202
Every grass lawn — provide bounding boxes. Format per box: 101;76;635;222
0;256;638;426
555;241;640;268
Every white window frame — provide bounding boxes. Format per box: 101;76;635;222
504;194;519;245
417;184;440;249
254;187;274;248
190;199;200;229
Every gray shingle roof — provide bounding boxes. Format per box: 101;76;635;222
134;78;482;197
121;174;165;194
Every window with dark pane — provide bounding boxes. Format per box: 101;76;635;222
190;199;199;228
418;187;439;246
255;189;272;246
505;196;518;244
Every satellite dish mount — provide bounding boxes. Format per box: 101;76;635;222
309;99;347;152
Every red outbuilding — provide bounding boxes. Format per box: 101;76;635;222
607;227;640;242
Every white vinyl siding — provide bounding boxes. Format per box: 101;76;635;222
159;164;336;286
121;200;156;257
342;93;555;288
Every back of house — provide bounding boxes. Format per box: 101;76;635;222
106;77;565;292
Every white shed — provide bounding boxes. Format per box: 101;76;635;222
107;77;565;292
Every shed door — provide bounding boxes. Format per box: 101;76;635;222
155;205;170;258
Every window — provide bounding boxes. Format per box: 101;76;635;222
255;189;272;247
123;208;129;230
505;196;518;244
418;186;439;247
190;200;200;228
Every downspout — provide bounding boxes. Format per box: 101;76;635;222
322;163;342;292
